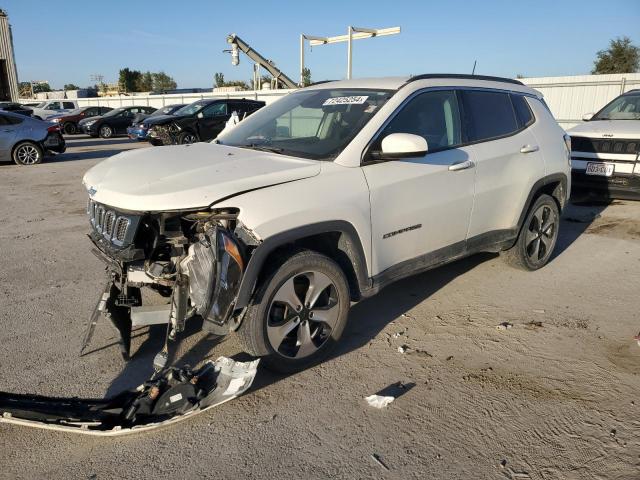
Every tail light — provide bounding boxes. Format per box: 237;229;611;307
47;125;60;133
563;134;571;165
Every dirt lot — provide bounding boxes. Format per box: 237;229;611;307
0;137;639;479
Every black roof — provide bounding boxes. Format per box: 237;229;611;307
406;74;524;86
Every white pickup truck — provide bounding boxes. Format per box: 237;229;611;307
30;99;79;120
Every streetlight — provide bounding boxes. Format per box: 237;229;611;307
300;26;401;84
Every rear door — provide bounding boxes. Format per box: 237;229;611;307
363;89;476;275
196;102;229;140
462;89;545;240
0;113;21;159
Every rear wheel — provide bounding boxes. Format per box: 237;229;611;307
99;124;114;138
503;194;560;270
12;141;43;165
62;122;76;135
177;131;198;144
237;250;350;373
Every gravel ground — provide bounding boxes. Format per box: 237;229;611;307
0;137;639;480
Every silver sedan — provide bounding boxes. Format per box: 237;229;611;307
0;110;66;165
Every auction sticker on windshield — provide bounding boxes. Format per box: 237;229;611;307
585;162;615;177
323;96;369;106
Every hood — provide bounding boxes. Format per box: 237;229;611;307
145;114;188;126
82;143;321;212
79;115;104;125
568;120;640;139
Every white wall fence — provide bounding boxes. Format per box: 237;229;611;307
521;73;640;129
74;89;296;109
43;73;640;130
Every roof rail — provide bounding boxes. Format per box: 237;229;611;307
306;80;337;87
405;74;524;86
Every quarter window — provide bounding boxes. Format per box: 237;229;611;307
462;90;519;142
511;94;534;128
377;90;462;151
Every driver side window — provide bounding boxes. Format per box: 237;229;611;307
377;90;462;152
202;103;227;118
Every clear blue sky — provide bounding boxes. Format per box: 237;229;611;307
3;0;639;89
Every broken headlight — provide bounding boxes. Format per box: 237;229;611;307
186;227;244;331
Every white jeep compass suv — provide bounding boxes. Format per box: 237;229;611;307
82;74;571;372
568;89;640;199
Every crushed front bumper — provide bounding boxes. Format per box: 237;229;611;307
0;357;258;436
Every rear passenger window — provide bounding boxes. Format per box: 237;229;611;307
463;90;518;142
63;102;75;109
378;90;462;151
511;94;534;128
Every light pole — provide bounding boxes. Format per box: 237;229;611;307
300;26;400;83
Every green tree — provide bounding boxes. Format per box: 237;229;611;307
214;72;225;88
152;71;177;92
592;37;640;74
118;68;142;93
302;67;312;87
63;83;80;90
136;71;154;91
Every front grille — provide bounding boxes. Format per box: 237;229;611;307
87;199;139;247
571;136;640;155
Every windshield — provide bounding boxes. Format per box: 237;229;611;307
593;93;640;120
103;108;125;117
174;102;207;116
216;89;393;160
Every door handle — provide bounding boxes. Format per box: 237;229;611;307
448;160;475;171
520;145;539;154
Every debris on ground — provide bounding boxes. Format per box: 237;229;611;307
370;453;390;470
397;345;409;354
0;357;259;435
634;332;640;347
365;394;395;408
409;349;433;358
525;320;544;330
496;322;513;330
532;309;545;314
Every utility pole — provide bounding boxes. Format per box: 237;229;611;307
300;26;400;83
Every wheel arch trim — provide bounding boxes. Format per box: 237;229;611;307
235;220;371;309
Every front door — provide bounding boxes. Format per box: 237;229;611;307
362;89;476;276
197;102;229;141
0;113;20;158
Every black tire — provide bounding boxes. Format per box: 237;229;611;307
98;124;114;139
237;250;350;373
12;141;43;165
62;122;76;135
177;131;199;144
502;194;560;271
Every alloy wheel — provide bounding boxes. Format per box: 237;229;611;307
100;125;112;138
16;144;40;165
266;271;340;359
182;134;197;144
525;205;557;264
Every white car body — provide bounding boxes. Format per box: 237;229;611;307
81;75;570;366
568;90;640;198
30;99;79;120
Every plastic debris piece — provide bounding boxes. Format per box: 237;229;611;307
365;394;395;408
370;453;390;470
397;345;408;354
634;332;640;347
496;322;513;330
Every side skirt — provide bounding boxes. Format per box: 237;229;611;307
362;229;517;298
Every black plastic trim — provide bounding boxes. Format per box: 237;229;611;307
404;74;524;86
235;221;370;309
516;173;569;231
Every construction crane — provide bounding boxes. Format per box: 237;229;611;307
226;34;298;90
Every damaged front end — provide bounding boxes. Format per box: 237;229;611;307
81;200;258;360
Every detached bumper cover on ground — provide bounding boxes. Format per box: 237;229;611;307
0;357;258;436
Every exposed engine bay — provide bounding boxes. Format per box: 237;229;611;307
81;201;260;362
0;203;262;435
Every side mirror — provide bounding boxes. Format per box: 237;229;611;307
582;112;594;121
378;133;428;159
197;112;204;119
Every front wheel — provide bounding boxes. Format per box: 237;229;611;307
177;131;198;144
99;124;114;138
62;122;76;135
502;194;560;271
237;250;350;373
13;141;43;165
